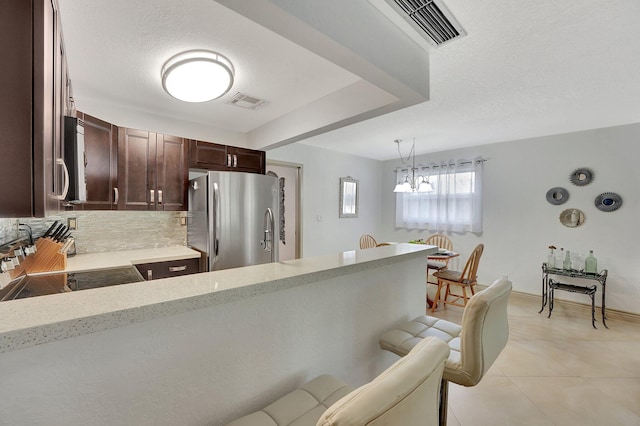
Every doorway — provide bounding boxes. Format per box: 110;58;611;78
266;161;302;260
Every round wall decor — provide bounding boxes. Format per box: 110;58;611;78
559;208;585;227
545;187;569;205
569;168;594;186
594;192;622;212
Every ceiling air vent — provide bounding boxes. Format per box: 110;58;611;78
224;92;266;110
371;0;466;48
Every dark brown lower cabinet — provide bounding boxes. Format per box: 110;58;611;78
134;258;199;280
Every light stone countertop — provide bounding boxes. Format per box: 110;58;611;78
0;243;435;353
62;246;201;273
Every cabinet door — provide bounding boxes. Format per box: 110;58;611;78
117;128;156;210
81;113;118;209
189;140;228;170
228;146;265;174
156;134;188;211
52;5;66;211
1;0;33;216
134;258;199;280
1;0;66;217
35;0;61;215
189;140;266;174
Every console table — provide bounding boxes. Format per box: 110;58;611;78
539;263;608;328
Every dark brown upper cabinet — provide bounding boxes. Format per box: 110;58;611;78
79;112;118;210
156;134;189;211
1;0;67;217
189;140;265;174
117;128;188;211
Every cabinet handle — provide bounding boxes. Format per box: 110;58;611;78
169;265;187;272
54;158;70;200
233;154;238;168
227;154;232;167
158;190;163;204
150;189;155;203
113;187;119;205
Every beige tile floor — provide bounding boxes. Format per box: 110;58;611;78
430;291;640;426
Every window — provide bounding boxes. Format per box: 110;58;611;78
395;158;483;233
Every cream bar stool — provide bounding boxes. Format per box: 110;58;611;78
379;278;512;426
226;336;450;426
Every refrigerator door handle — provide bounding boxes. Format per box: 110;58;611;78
261;208;275;260
213;182;220;262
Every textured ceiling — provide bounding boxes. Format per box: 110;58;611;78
58;0;640;160
302;0;640;159
57;0;360;132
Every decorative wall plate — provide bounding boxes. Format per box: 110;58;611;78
546;187;569;205
570;168;594;186
594;192;622;212
559;208;585;227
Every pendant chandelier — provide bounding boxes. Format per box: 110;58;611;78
393;139;433;193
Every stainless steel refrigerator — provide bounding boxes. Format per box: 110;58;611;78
188;171;279;271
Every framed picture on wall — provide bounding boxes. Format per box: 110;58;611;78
339;176;359;218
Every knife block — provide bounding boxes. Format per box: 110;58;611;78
18;238;67;274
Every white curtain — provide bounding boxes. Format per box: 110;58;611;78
395;157;483;233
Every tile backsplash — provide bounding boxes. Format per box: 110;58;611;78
0;218;17;245
1;211;186;254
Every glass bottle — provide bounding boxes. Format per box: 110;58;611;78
547;247;556;268
585;250;597;274
557;248;565;268
563;250;572;270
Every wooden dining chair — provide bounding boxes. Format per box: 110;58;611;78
431;244;484;312
359;234;378;249
425;234;454;284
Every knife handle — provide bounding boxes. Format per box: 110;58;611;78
42;221;59;238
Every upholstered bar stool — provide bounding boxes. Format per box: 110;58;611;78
225;336;450;426
379;278;512;426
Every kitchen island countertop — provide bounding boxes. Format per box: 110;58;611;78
0;243;435;354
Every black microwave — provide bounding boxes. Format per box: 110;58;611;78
63;116;87;203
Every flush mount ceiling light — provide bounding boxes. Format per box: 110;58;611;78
161;50;234;102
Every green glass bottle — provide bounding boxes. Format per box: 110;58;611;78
563;250;572;270
585;250;597;274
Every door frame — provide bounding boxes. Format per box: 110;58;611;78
266;160;302;259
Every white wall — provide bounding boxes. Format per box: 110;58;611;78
267;143;381;257
380;123;640;315
0;252;425;426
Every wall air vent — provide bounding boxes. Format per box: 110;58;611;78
371;0;466;48
224;92;267;110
